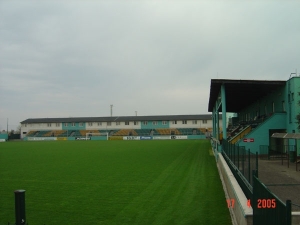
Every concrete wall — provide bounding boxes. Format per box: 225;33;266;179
216;152;253;225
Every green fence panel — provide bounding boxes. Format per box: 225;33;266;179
253;174;291;225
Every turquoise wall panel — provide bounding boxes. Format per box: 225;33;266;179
141;121;169;129
91;136;107;140
187;135;206;139
0;133;8;140
62;122;86;130
237;113;286;153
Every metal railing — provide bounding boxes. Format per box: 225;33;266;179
222;139;258;186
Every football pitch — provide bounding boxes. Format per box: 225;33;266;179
0;140;232;225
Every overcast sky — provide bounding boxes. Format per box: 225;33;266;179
1;0;300;131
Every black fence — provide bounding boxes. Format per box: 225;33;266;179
253;173;291;225
222;139;258;200
222;139;258;186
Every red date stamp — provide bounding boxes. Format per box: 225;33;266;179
226;199;235;208
226;198;276;209
257;199;276;208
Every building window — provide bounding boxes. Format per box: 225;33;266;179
162;121;167;125
125;121;129;125
56;123;60;127
172;121;177;124
47;123;51;127
78;122;83;127
202;120;207;124
88;122;93;126
143;121;148;125
72;123;75;127
152;121;158;125
107;122;111;126
64;123;68;127
116;122;120;126
192;120;197;124
97;122;102;126
25;124;27;127
182;120;187;124
134;121;139;125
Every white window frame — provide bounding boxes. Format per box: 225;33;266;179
152;121;158;125
72;123;75;127
134;121;139;125
182;120;187;124
143;121;148;125
97;122;102;126
192;120;197;124
107;122;111;126
64;123;68;127
162;121;167;125
116;122;120;126
125;121;130;125
202;120;207;124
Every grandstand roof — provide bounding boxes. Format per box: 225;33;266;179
208;79;286;112
21;114;217;124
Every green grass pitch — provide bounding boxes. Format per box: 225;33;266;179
0;140;232;225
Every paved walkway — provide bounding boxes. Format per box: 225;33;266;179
257;158;300;212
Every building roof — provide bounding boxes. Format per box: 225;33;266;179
20;114;216;124
208;79;286;112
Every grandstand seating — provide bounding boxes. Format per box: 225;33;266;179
112;129;138;136
134;129;152;136
80;130;100;136
37;130;51;137
156;129;181;135
26;130;38;137
43;130;68;137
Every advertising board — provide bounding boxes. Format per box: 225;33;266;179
123;136;141;140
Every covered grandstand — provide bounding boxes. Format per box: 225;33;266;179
20;114;221;140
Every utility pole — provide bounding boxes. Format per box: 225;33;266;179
110;105;113;117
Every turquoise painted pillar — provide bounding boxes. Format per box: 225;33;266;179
213;107;216;138
221;84;227;140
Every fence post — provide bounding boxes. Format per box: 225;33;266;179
242;147;245;176
14;190;26;225
237;146;240;171
256;152;258;178
248;149;251;183
286;200;292;225
233;145;235;165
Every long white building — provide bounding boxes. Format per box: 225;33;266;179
20;114;223;139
